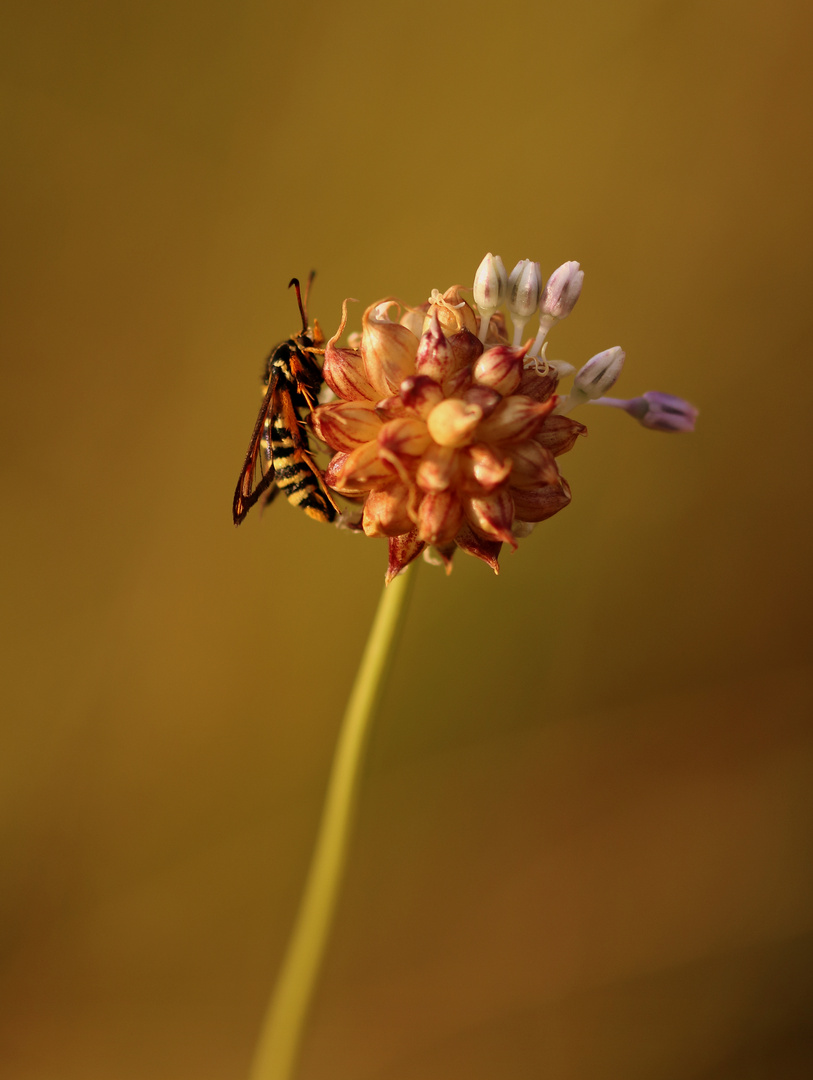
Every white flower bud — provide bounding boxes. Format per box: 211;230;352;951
507;259;542;346
473;253;508;343
556;347;625;414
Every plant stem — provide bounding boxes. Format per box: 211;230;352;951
248;564;417;1080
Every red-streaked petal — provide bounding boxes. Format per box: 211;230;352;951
386;529;425;584
459;443;513;493
325;442;393;493
472;344;527;395
415;309;455;383
399;374;444;418
475;395;556;444
362;485;414;537
361;300;418;396
416;443;458;492
464;489;517;549
416;490;464;545
378;417;433;459
311;400;382;452
324;301;378;401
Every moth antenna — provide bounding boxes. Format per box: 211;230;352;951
288;277;309;334
304;269;316;308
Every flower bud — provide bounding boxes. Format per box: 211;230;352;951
591;392;698;433
539;261;584;323
459;443;513;493
362;485;414;537
529;261;584;356
473;253;508;312
415;309;455;383
398;374;444;417
426;398;483;448
557;347;625;413
507;259;543;346
472;345;525;395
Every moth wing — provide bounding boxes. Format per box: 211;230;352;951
232;372;281;525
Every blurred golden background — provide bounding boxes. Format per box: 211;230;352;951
2;1;812;1077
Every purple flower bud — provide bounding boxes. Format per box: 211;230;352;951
540;261;584;323
592;391;698;432
529;261;584;357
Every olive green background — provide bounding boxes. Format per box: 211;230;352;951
2;1;812;1077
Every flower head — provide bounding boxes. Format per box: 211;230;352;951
311;256;695;582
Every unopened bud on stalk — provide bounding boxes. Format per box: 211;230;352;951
473;253;508;343
507;259;542;346
529;261;584;356
590;391;698;432
557;347;625;414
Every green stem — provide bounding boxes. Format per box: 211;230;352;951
248;564;417;1080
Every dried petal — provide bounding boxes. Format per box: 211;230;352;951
507;441;559;487
448;329;484;369
454;523;502;573
534;415;587;456
511;479;572;522
517;363;558;402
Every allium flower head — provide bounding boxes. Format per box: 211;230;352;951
311;256;696;582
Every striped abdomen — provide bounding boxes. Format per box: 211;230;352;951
267;411;336;522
